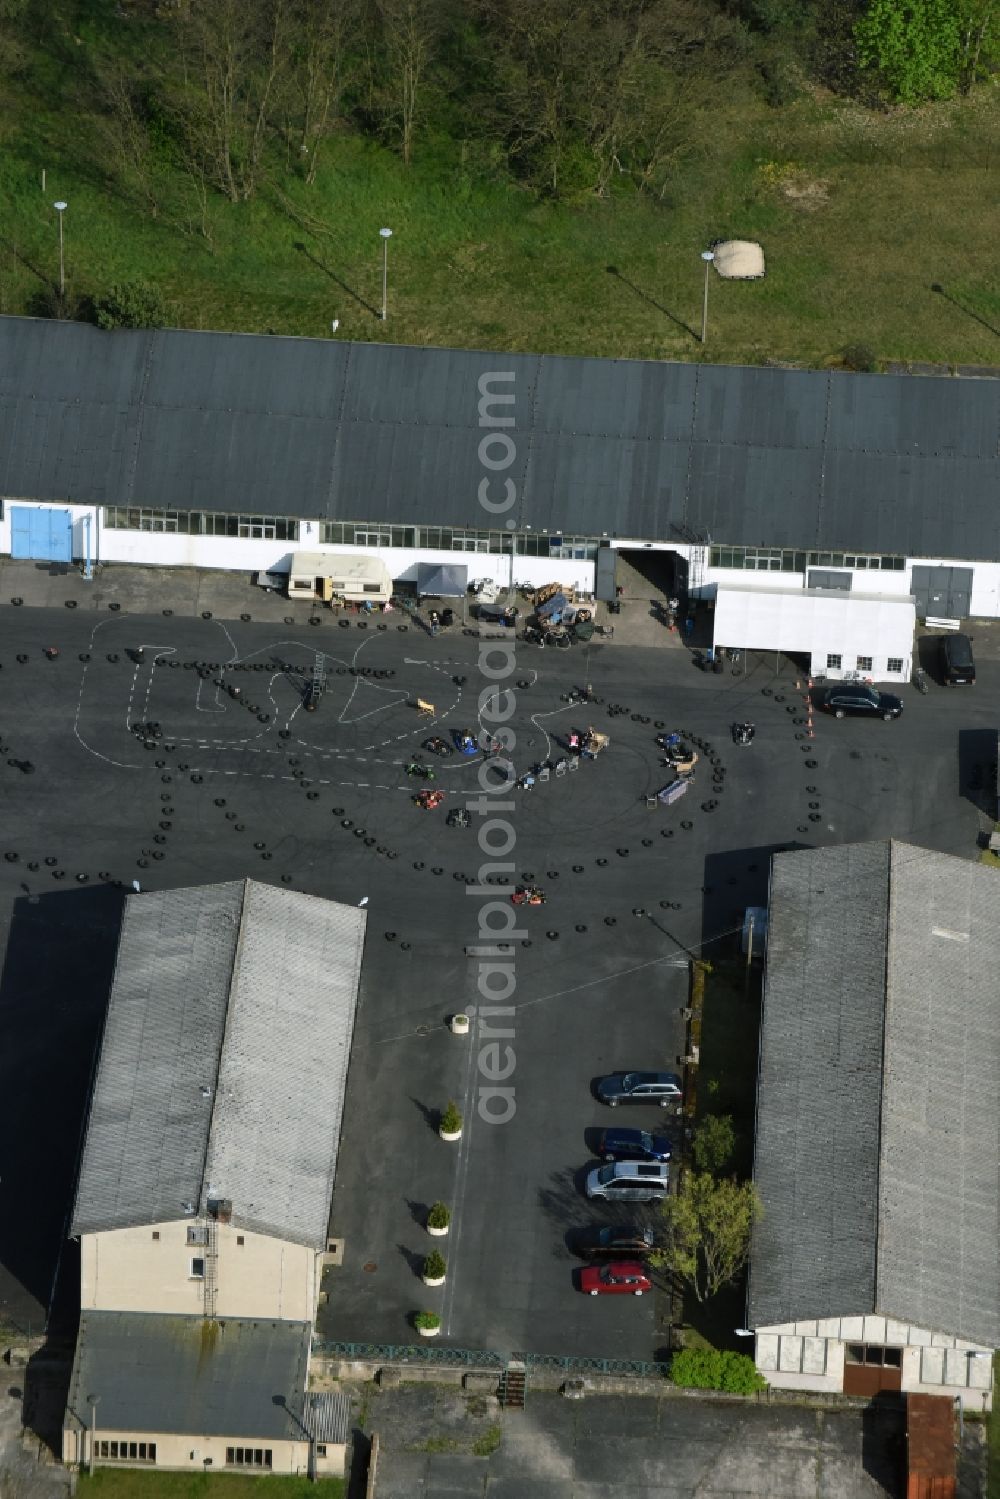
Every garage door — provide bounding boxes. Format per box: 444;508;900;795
808;570;852;591
10;507;74;563
595;545;617;602
910;566;972;621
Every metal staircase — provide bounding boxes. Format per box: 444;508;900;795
203;1214;219;1321
687;544;707;603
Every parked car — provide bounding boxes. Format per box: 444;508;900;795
585;1162;671;1202
572;1224;656;1260
940;632;975;685
596;1127;672;1163
820;685;903;720
595;1072;683;1108
579;1260;652;1297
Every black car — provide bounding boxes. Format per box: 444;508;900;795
596;1127;672;1163
940;632;975;686
821;685;902;721
573;1224;656;1260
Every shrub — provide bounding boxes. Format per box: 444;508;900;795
92;279;168;330
670;1348;767;1394
692;1114;736;1175
423;1250;447;1280
427;1201;451;1230
414;1310;441;1331
841;342;877;373
440;1100;462;1133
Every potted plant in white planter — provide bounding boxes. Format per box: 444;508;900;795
426;1201;451;1237
422;1250;447;1287
450;1013;470;1035
414;1311;441;1339
439;1100;463;1142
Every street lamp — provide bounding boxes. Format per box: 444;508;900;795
54;201;68;299
87;1392;101;1475
379;227;393;321
734;1328;754;1338
700;249;715;346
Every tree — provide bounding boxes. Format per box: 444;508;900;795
92;280;169;330
854;0;962;102
289;0;361;183
167;0;294;202
670;1347;767;1393
652;1172;761;1303
372;0;440;166
691;1114;735;1175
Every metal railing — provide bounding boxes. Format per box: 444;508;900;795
313;1339;671;1380
313;1339;504;1369
517;1351;671;1379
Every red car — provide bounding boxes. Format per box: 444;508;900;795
579;1260;652;1297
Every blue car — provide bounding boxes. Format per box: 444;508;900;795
596;1127;672;1164
452;729;479;756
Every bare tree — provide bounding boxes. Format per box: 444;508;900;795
291;0;360;184
167;0;293;202
373;0;439;166
91;60;159;215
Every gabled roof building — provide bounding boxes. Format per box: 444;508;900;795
749;841;998;1408
62;881;366;1477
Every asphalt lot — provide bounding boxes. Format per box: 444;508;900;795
0;601;992;1369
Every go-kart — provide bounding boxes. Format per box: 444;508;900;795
452;730;479;757
423;736;454;757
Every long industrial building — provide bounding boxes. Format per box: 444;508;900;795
1;315;997;629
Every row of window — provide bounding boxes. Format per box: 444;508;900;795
826;655;904;673
227;1447;273;1468
104;507;298;540
97;1440;156;1462
711;546;906;573
320;522;597;558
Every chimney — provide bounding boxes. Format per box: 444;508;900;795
211;1199;233;1225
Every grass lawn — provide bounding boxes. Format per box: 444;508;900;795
78;1474;345;1499
1;28;998;369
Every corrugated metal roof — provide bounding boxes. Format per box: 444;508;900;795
878;844;1000;1347
749;842;889;1330
2;316;998;557
71;881;367;1248
64;1311;310;1440
750;841;1000;1347
305;1391;352;1444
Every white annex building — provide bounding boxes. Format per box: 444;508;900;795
749;842;998;1411
1;316;998;659
713;584;916;683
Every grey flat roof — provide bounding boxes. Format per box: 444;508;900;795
64;1312;310;1440
750;842;1000;1346
2;316;999;558
71;880;367;1248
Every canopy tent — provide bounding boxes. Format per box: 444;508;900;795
416;562;468;597
712;240;766;281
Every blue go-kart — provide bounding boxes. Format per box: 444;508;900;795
452;729;479;757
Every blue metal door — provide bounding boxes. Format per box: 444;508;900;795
9;507;73;562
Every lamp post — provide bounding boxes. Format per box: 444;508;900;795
700;249;715;345
734;1328;754;1338
54;201;68;299
379;227;393;321
87;1392;101;1474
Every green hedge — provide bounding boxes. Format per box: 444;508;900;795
670;1348;767;1394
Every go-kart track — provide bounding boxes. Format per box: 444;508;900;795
0;601;989;1364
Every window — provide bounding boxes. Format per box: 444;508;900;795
186;1226;207;1245
97;1439;156;1462
887;657;903;673
826;654;842;670
856;656;873;672
846;1344;902;1366
316;1444;328;1458
189;1257;205;1279
151;1231;160;1241
226;1447;273;1468
236;1234;245;1246
710;546;805;573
